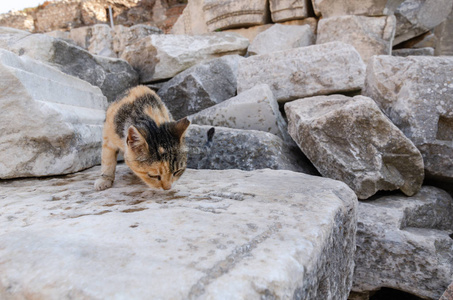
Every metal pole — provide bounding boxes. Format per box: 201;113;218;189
108;6;114;28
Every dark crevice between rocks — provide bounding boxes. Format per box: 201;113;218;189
370;287;425;300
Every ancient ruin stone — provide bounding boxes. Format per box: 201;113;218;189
285;94;424;199
311;0;404;17
0;11;34;32
0;163;357;299
224;24;273;42
392;47;434;56
269;0;309;22
364;55;453;182
112;24;162;57
353;186;453;299
0;49;107;179
434;6;453;56
170;0;209;35
237;42;366;103
317;15;396;64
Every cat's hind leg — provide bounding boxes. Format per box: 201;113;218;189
94;141;119;191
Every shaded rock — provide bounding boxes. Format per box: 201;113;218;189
186;125;314;173
121;32;249;83
285;94;424;199
224;24;273;43
157;55;243;119
0;164;357;299
269;0;309;22
279;18;318;34
394;0;453;45
170;0;209;35
248;24;314;56
440;282;453;300
364;55;453;182
202;0;270;32
0;49;107;179
311;0;404;17
353;186;453;299
0;27;139;103
237;42;366;103
69;24;115;58
112;24;162;57
317;15;396;64
188;84;290;142
434;6;453;56
392;47;434;56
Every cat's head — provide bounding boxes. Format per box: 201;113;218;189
124;117;190;190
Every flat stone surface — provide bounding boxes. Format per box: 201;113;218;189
311;0;404;17
0;164;357;300
353;186;453;299
364;55;453;182
170;0;209;35
237;42;366;103
269;0;309;22
285;94;424;199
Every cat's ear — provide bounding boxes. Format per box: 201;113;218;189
170;117;190;140
127;126;147;151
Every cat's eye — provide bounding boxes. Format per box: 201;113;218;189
173;169;184;177
148;174;161;181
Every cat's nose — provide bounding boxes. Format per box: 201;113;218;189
162;183;172;190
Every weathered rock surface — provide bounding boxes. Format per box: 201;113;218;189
434;6;453;56
157;55;243;119
186;125;314;173
0;49;107;179
269;0;309;22
170;0;209;35
0;27;139;102
248;24;314;56
112;24;162;57
189;84;290;142
202;0;270;32
0;164;357;299
317;15;396;64
441;282;453;300
121;32;249;83
224;24;273;42
364;55;453;182
0;11;34;32
312;0;404;18
285;94;424;199
392;47;434;56
237;42;366;103
394;0;453;45
353;186;453;299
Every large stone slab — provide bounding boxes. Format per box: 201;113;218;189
112;24;162;57
394;0;453;45
434;6;453;56
353;186;453;299
202;0;269;32
121;32;249;83
285;94;424;199
0;27;139;103
316;15;396;64
311;0;404;17
157;55;242;119
189;84;290;143
186;125;314;174
237;42;366;103
0;49;107;179
364;55;453;182
0;164;357;299
269;0;309;22
248;24;314;56
170;0;209;35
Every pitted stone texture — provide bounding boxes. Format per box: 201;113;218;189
0;49;107;179
353;186;453;299
394;0;453;45
112;24;162;57
0;164;357;300
269;0;309;22
317;15;396;64
434;7;453;56
121;32;249;83
186;125;315;174
0;27;139;103
0;12;35;32
157;55;242;120
202;0;269;32
189;84;291;143
364;55;453;182
311;0;404;17
440;282;453;300
237;42;366;103
248;24;314;56
285;94;424;199
171;0;209;35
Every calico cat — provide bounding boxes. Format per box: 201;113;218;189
94;85;190;191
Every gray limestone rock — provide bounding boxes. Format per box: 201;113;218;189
157;55;243;120
364;55;453;182
121;32;249;83
317;15;396;64
0;164;357;299
248;24;315;56
237;42;366;103
434;6;453;56
285;94;425;199
0;27;139;103
311;0;404;17
269;0;309;22
112;24;162;57
392;47;434;56
186;124;316;174
0;49;107;179
353;186;453;299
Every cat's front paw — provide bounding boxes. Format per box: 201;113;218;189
94;177;114;191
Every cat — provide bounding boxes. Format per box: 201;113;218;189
94;85;190;191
